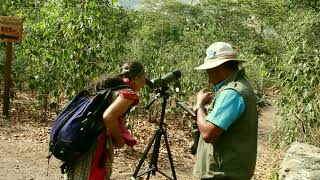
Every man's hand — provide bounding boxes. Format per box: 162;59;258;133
194;89;223;144
195;88;213;109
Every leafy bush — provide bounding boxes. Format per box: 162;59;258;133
273;8;320;146
1;0;319;147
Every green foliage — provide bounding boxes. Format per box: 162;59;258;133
284;0;320;12
0;0;43;88
1;0;319;147
15;0;133;106
125;0;279;101
267;169;279;180
273;9;320;146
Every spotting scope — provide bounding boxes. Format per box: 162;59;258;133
146;70;181;89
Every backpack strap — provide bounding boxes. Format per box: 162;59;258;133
96;85;132;101
46;152;52;176
104;85;132;94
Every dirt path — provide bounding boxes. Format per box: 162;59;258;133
0;93;284;180
252;105;284;180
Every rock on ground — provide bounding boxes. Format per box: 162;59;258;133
279;142;320;180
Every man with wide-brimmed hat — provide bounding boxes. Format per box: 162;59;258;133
193;42;258;180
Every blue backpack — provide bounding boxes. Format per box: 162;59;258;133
47;85;129;173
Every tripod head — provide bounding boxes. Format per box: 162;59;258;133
145;85;171;129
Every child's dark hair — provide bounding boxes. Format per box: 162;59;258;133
87;61;144;92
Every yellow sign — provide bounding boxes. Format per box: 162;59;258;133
0;16;23;43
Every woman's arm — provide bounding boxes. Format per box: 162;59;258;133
103;96;133;148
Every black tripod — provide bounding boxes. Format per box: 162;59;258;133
131;86;177;180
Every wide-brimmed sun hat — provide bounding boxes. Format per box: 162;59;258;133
195;42;246;70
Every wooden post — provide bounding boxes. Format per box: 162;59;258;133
0;16;23;119
3;42;12;118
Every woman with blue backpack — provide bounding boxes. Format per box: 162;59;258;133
64;61;146;180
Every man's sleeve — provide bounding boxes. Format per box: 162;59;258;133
205;89;245;131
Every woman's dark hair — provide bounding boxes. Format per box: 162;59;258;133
222;60;239;71
120;61;145;80
87;61;144;93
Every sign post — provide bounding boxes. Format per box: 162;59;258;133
0;16;23;118
3;42;12;118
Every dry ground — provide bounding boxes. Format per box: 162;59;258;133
0;92;284;180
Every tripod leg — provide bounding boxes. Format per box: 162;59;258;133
147;130;162;179
133;129;160;177
163;130;177;180
152;130;162;174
